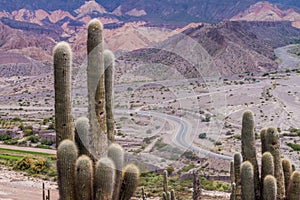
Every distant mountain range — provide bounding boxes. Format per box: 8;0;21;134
0;0;300;79
1;0;300;25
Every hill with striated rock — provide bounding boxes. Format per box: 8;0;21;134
231;1;300;28
116;21;300;80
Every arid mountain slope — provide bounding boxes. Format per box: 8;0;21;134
231;1;300;28
116;21;300;80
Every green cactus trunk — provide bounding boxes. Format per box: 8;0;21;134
263;175;277;200
108;143;124;200
75;155;93;200
260;128;267;154
265;127;285;200
282;158;292;197
87;19;108;159
287;171;300;200
57;139;78;200
241;110;260;200
119;164;140;200
94;157;115;200
234;153;242;200
104;50;115;142
241;161;255;200
75;117;96;161
53;42;73;146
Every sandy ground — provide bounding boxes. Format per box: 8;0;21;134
0;166;58;200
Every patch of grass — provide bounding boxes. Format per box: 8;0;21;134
287;143;300;151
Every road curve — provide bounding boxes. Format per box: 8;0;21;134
130;110;233;161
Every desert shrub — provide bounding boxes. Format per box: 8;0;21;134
198;133;207;139
0;134;11;141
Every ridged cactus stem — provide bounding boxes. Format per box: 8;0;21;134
75;155;93;200
163;170;169;194
87;18;107;158
170;190;176;200
260;128;267;154
261;152;274;198
263;175;277;200
287;171;300;200
75;117;95;161
241;110;260;200
108;143;124;200
265;127;285;200
282;158;292;197
119;164;140;200
142;186;147;200
54;42;73;146
230;161;235;184
57;139;78;200
104;50;115;142
193;170;201;200
241;161;255;200
234;153;242;200
94;157;115;200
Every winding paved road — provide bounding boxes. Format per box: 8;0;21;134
123;110;233;161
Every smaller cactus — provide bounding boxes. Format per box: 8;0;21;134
75;155;93;200
142;186;147;200
163;170;169;194
260;128;267;154
119;164;140;200
57;139;78;200
287;171;300;200
108;143;124;200
170;189;176;200
263;175;277;200
241;161;255;200
75;117;94;160
234;153;242;200
94;157;115;200
282;158;292;197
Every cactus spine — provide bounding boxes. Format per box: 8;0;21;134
57;139;78;200
75;155;93;200
119;164;140;200
287;171;300;200
94;157;115;200
108;143;124;200
265;127;285;199
87;19;107;158
263;175;277;200
241;110;260;200
54;42;73;146
241;161;255;200
282;158;292;197
104;50;115;142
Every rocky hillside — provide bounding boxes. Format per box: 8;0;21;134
116;21;300;80
231;1;300;28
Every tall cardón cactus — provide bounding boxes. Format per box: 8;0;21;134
241;110;260;200
54;18;140;200
54;42;73;146
87;18;108;158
